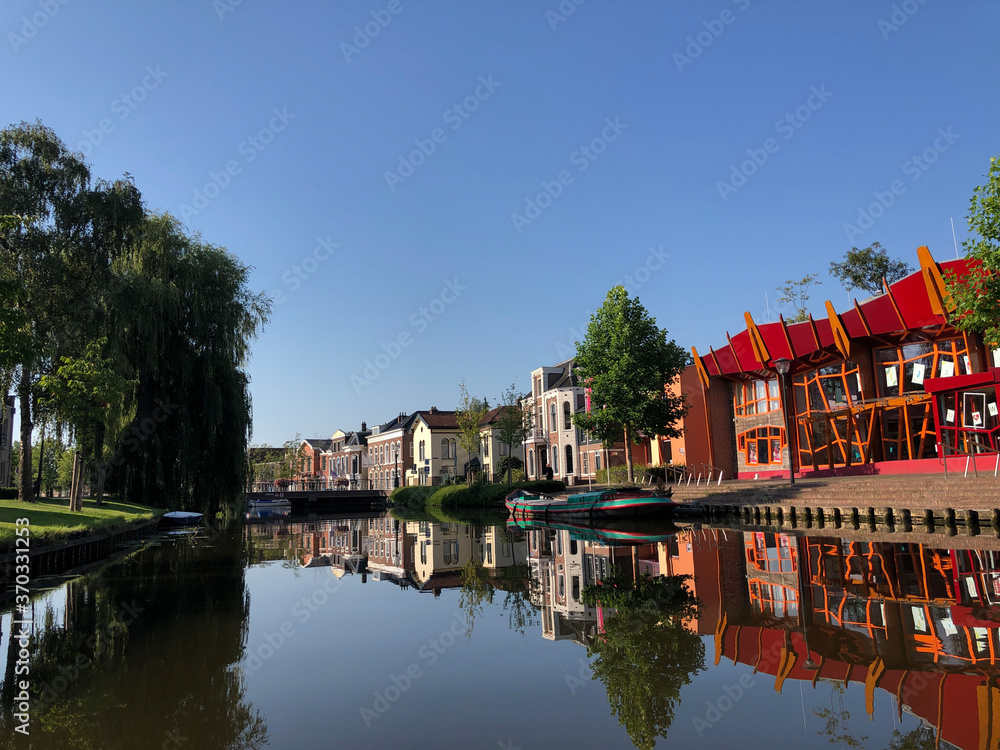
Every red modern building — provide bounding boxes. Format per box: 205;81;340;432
689;247;1000;480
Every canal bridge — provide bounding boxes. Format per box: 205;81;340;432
245;488;389;511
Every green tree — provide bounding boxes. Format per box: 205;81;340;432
947;156;1000;350
39;338;134;509
0;122;143;503
280;434;304;480
572;287;688;485
776;273;821;323
582;574;703;750
829;242;912;297
106;213;270;514
456;381;488;485
492;384;532;483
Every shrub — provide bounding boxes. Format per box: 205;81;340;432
0;488;18;500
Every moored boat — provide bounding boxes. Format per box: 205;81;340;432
505;486;675;521
248;497;290;507
161;511;204;526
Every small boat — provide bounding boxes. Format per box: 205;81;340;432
507;516;684;546
505;486;676;521
161;511;204;526
248;497;290;507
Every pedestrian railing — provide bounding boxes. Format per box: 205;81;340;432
938;440;1000;479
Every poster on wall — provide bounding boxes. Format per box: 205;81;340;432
940;360;955;378
771;439;782;463
747;441;758;464
963;392;986;429
946;408;955;423
885;367;898;387
989;401;999;418
911;362;926;385
963;355;972;374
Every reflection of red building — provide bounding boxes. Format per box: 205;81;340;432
689;247;1000;479
712;532;1000;748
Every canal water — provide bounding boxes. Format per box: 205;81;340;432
1;510;991;749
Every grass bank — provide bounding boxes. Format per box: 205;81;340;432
390;480;566;517
0;497;164;554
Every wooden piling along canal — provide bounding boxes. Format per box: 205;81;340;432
697;501;998;539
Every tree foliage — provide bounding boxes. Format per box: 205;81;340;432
947;155;1000;349
583;573;703;750
455;381;488;484
829;242;912;297
492;384;531;483
572;286;688;484
776;273;822;323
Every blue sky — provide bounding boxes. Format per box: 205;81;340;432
4;0;998;445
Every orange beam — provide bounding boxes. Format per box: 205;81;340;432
917;244;953;318
825;300;852;360
691;346;711;390
744;311;770;367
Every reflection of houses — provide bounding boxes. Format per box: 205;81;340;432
366;515;413;587
294;519;369;575
690;248;1000;479
708;530;1000;749
404;521;477;595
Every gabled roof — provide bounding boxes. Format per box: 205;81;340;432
302;438;332;450
413;409;460;430
370;412;418;437
694;248;976;383
479;405;517;427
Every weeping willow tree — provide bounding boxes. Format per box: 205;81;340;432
104;214;271;515
0;121;144;503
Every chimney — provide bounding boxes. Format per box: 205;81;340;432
361;421;367;431
429;406;438;414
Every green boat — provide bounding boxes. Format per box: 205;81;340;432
504;486;675;521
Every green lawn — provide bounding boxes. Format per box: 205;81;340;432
0;497;164;552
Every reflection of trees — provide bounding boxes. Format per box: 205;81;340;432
583;574;705;750
0;523;269;749
814;682;868;749
887;725;936;750
460;559;495;637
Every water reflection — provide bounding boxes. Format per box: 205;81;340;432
0;522;267;749
6;511;1000;748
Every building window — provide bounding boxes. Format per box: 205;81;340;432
739;427;785;465
549;403;556;432
528;451;534;476
420;541;427;565
582;451;589;475
596;453;602;471
441;438;450;459
563;402;571;430
552;450;559;474
735;379;781;415
565;444;573;474
419;441;425;461
483;438;489;457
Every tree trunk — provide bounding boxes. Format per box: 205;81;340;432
17;368;33;504
76;444;87;510
34;420;45;496
69;450;79;510
623;422;635;485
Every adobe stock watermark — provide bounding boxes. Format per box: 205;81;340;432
270;235;339;305
674;0;752;73
7;0;72;54
842;126;959;242
384;75;502;192
555;244;671;358
359;611;465;727
75;65;169;158
177;107;296;221
351;278;466;394
877;0;931;41
213;0;243;21
546;0;587;31
341;0;407;64
716;84;833;202
510;117;628;234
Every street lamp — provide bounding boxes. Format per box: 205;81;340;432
774;358;795;485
